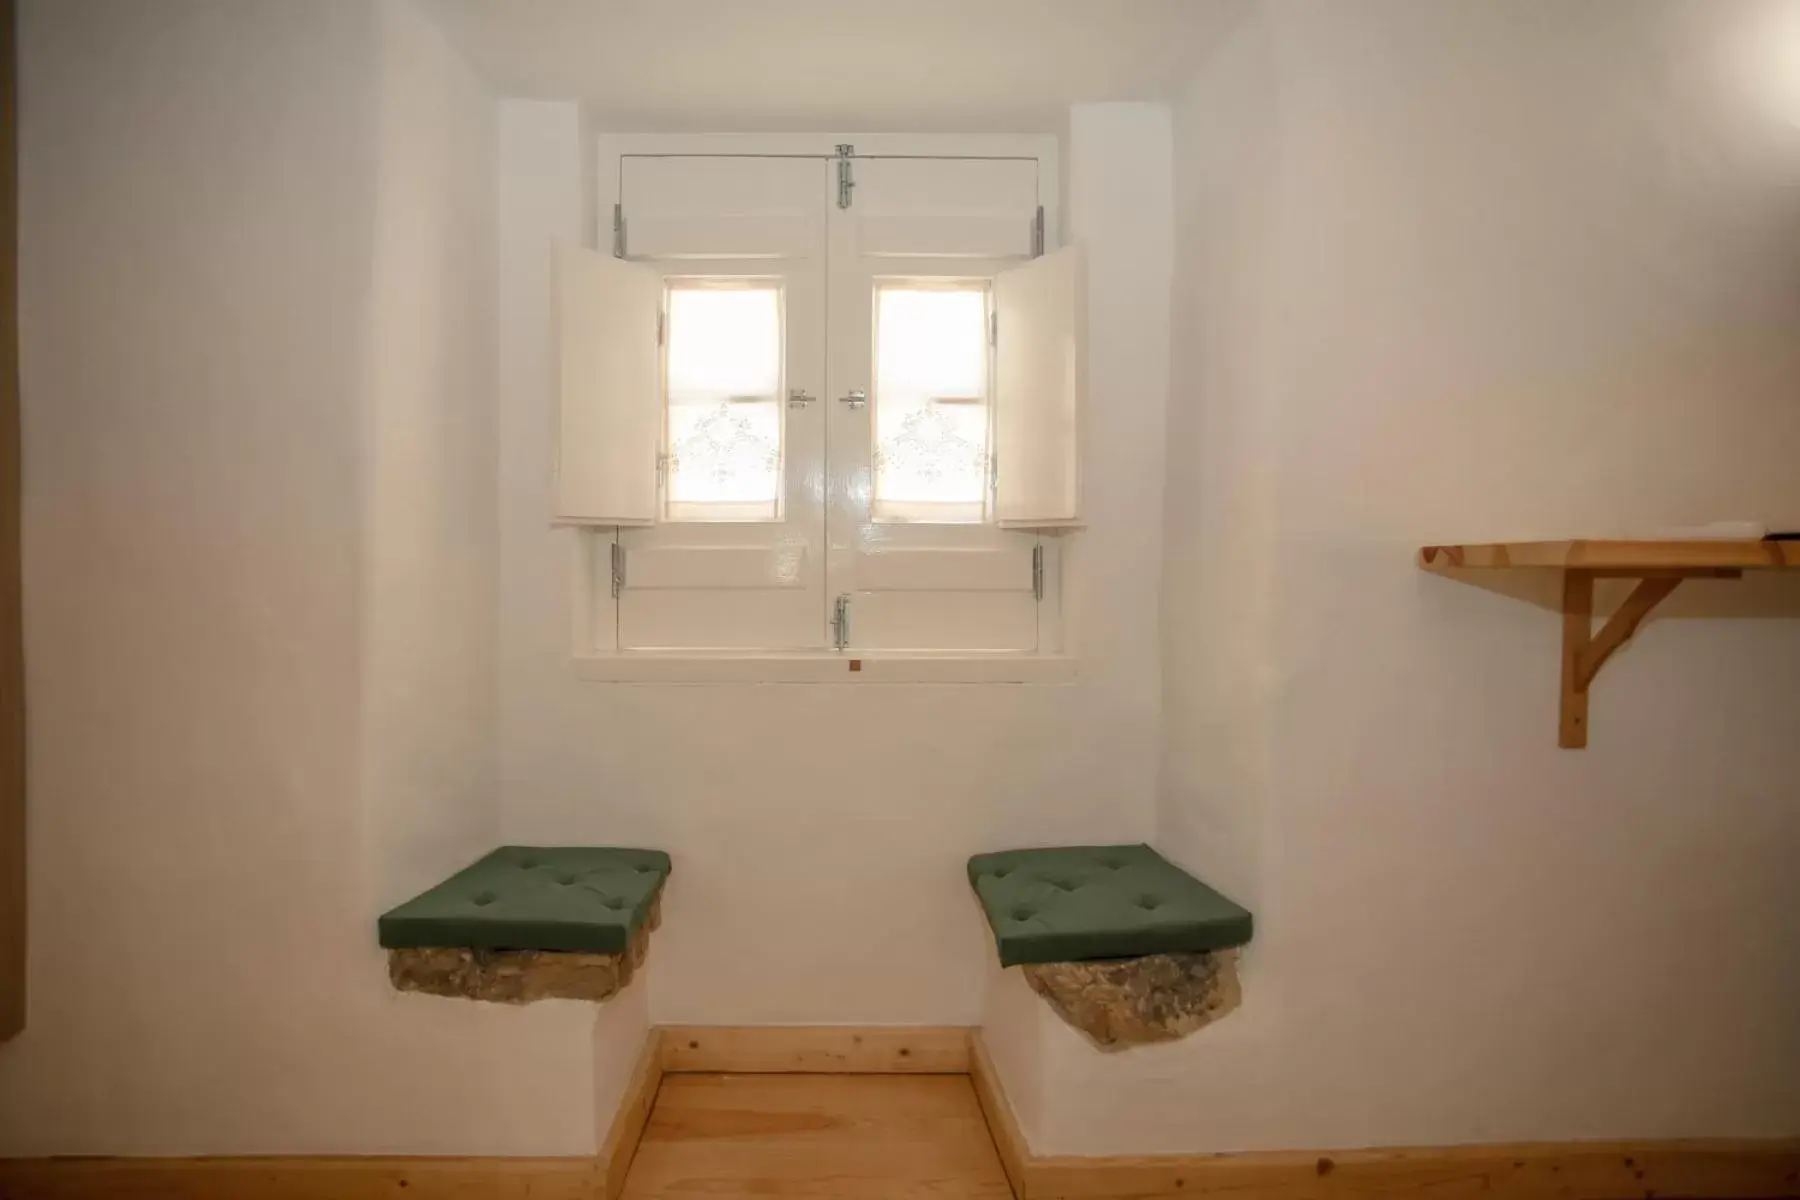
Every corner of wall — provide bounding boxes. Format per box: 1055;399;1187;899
362;0;506;911
591;973;653;1152
1061;101;1177;842
979;957;1051;1150
495;98;585;845
1152;3;1284;910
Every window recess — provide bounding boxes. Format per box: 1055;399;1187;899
561;140;1080;669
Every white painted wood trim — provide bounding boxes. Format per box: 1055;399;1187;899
574;651;1076;684
553;247;663;525
595;133;1061;253
998;519;1086;531
596;132;1059;167
995;244;1084;527
587;132;1071;659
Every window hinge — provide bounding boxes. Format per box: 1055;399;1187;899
989;311;998;347
831;593;852;650
988;452;998;495
1031;205;1045;258
610;539;626;599
612;203;627;259
1032;544;1045;602
656;308;665;346
836;144;856;210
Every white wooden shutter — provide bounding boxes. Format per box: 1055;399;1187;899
554;244;662;526
993;243;1084;528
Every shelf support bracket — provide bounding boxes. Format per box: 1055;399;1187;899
1419;539;1785;750
1560;571;1702;748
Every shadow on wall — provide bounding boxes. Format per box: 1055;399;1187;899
1424;565;1800;620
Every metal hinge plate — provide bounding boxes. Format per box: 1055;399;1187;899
612;203;626;259
1031;205;1045;258
1032;544;1045;601
836;144;856;210
610;539;626;599
831;593;851;650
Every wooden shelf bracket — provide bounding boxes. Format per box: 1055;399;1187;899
1561;572;1678;748
1420;539;1793;750
1561;567;1746;746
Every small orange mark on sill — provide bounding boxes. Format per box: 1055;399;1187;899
848;659;862;672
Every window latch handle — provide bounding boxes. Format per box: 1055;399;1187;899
788;388;815;408
840;389;867;409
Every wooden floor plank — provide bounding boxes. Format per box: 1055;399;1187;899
622;1072;1012;1200
661;1025;972;1073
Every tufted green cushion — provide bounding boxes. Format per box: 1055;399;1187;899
378;846;671;954
967;844;1252;967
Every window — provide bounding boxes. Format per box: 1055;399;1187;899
557;138;1080;672
872;283;991;525
663;282;784;523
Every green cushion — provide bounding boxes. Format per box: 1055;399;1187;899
967;844;1252;967
378;846;671;954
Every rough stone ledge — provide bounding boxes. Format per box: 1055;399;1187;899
1022;948;1240;1051
387;897;658;1004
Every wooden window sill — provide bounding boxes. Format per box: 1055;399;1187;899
574;652;1076;684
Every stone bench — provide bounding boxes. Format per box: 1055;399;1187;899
377;845;671;1004
967;844;1252;1050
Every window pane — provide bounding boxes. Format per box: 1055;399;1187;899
872;285;990;524
664;285;783;520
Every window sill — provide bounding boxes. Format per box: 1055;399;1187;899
573;651;1076;684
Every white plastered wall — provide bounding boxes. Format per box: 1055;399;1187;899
493;103;1172;1026
0;0;600;1155
992;0;1800;1158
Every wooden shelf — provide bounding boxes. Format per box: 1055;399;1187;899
1420;538;1798;572
1418;539;1797;749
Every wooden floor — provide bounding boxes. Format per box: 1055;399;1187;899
621;1072;1013;1199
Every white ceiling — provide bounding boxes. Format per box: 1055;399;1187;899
420;0;1247;131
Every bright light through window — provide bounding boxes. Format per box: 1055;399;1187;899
664;284;783;521
872;284;991;524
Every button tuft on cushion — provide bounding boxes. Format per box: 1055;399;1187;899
966;844;1253;967
379;846;673;956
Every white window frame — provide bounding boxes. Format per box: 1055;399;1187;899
572;132;1078;684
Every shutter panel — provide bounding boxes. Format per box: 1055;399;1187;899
554;244;661;526
993;243;1084;528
